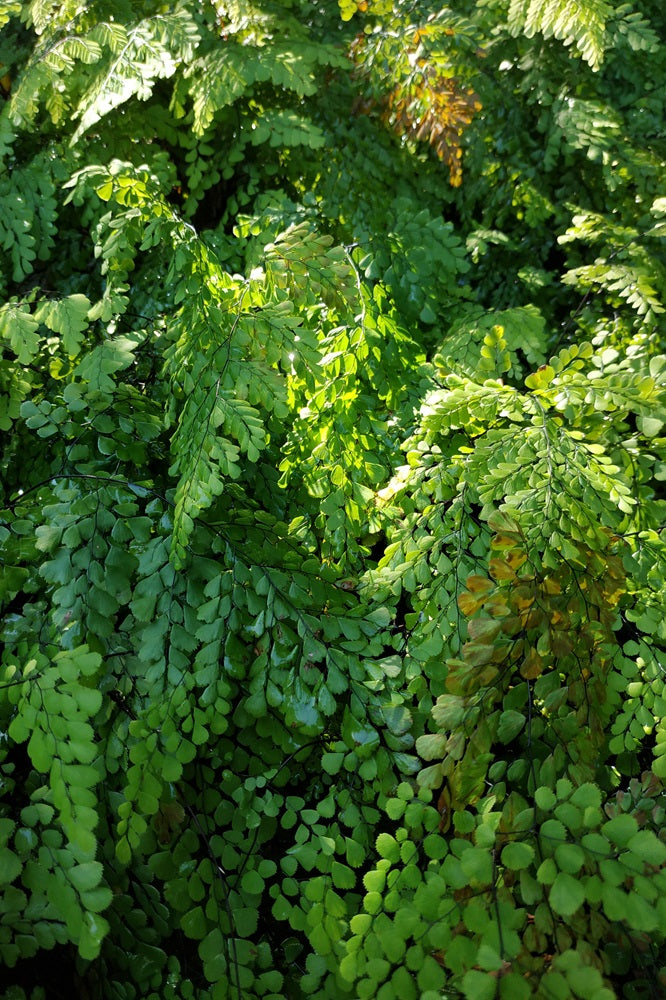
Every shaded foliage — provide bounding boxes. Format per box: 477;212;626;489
0;1;665;998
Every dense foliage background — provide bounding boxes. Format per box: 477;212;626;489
1;1;665;998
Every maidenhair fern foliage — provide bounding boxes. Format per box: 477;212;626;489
0;0;665;998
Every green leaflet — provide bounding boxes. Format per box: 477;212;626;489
0;303;41;363
34;294;91;357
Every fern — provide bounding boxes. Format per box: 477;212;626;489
435;304;548;379
72;9;200;142
508;0;612;69
182;43;256;135
607;3;661;53
563;261;664;321
0;154;59;287
553;96;622;160
559;208;666;325
6;643;108;958
1;1;665;996
23;0;73;32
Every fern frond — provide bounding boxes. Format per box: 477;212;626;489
9;13;151;128
72;9;200;142
553;96;621;161
558;210;638;249
0;301;41;363
208;0;278;41
607;3;660;53
170;384;242;567
248;110;326;150
184;45;256;136
508;0;612;69
25;0;79;33
62;35;103;65
436;304;548;380
254;43;325;98
8;60;52;127
562;262;664;320
88;20;130;54
263;222;358;313
0;153;57;286
0;114;14;168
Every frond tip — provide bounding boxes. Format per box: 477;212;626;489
508;0;612;69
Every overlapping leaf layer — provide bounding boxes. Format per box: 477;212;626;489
0;1;665;997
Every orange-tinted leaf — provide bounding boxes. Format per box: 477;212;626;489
465;575;495;594
489;558;517;581
379;70;481;186
458;593;484;616
491;533;521;550
484;595;511;618
512;585;535;612
507;550;528;570
523;608;545;629
490;547;527;580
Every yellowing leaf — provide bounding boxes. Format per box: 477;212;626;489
464;575;495;595
525;365;554;390
520;648;543;680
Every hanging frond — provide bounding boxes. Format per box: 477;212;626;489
72;9;200;142
563;261;664;320
507;0;612;69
